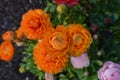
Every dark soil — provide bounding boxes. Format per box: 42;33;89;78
0;0;45;80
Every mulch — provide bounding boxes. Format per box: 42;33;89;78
0;0;45;80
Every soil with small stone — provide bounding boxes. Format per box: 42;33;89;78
0;0;45;80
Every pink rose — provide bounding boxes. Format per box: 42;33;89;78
54;0;79;7
98;61;120;80
70;53;90;69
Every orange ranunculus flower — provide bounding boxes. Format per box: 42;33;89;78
0;40;14;62
68;24;92;56
2;31;15;40
33;42;68;74
21;9;53;40
15;27;24;39
43;25;70;56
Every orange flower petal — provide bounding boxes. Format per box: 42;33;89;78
21;9;53;40
0;40;14;62
2;31;15;40
15;27;24;39
68;24;92;56
33;42;68;74
43;25;70;56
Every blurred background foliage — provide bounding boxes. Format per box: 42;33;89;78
20;0;120;80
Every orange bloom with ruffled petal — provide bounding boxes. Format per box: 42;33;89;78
33;42;68;74
0;40;14;62
21;9;53;40
2;31;15;40
15;27;24;39
68;24;92;56
43;25;70;56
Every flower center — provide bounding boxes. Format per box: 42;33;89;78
55;36;64;44
50;34;66;50
73;34;82;45
30;18;41;29
3;47;10;55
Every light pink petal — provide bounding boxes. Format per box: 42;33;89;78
98;61;120;80
70;53;90;69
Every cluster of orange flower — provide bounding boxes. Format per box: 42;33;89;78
0;9;92;74
0;31;14;62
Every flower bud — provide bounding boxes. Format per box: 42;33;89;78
19;67;25;73
93;34;98;40
97;50;102;56
90;24;98;33
84;71;89;76
57;4;66;14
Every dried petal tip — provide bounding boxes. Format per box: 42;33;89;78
45;73;56;80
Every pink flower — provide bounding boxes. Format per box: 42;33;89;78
54;0;79;7
90;24;98;33
70;53;90;69
105;18;111;24
98;61;120;80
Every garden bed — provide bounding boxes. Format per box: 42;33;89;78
0;0;120;80
0;0;45;80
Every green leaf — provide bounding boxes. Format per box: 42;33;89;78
59;74;69;80
73;69;84;79
112;13;119;22
87;75;98;80
50;5;56;13
89;0;97;4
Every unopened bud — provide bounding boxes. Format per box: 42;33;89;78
90;24;98;33
93;34;98;40
19;67;25;73
84;71;89;76
97;51;102;56
57;4;66;14
96;60;103;66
